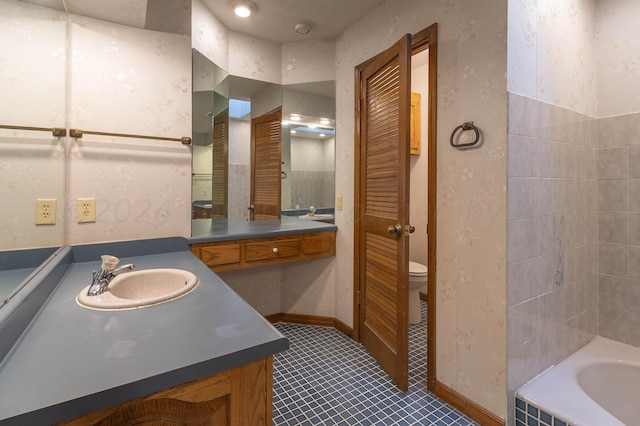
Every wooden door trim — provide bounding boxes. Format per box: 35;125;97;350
353;22;438;392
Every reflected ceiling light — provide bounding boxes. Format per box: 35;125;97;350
282;121;289;126
319;133;326;138
291;130;297;134
289;114;302;121
234;2;254;17
308;124;317;129
320;118;331;125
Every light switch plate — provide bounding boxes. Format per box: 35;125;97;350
336;195;343;211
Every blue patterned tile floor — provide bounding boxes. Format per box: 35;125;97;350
272;302;478;425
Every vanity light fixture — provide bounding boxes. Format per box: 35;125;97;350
233;2;254;18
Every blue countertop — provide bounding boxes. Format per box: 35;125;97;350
0;238;288;425
190;217;337;244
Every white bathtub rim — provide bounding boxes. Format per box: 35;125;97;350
516;336;639;426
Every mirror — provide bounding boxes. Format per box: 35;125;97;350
190;52;335;228
0;0;67;304
281;82;335;220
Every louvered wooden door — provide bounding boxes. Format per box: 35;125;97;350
250;108;282;221
356;34;411;392
211;110;229;218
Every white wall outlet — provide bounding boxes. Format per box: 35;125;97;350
35;199;56;225
77;198;96;223
336;195;343;211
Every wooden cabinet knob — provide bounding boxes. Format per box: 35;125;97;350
273;248;278;254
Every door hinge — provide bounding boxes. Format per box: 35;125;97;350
357;290;361;305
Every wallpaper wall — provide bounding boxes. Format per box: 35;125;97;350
0;1;67;250
66;14;192;245
335;0;508;418
596;0;640;118
507;0;597;117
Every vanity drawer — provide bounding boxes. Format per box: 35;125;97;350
200;244;241;267
302;233;334;255
245;239;301;262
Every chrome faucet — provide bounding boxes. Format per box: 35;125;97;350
309;206;316;216
86;255;135;296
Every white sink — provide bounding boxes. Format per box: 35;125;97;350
76;268;198;311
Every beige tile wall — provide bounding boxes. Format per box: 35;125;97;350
597;112;640;344
506;92;597;398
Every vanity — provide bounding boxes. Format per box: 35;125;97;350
190;218;337;272
0;238;288;425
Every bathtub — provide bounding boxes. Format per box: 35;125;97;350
516;336;640;426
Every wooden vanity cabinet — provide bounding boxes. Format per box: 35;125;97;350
191;231;336;272
57;357;272;426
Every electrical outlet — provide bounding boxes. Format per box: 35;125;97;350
77;198;96;223
35;199;56;225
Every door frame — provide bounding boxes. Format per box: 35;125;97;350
353;23;438;392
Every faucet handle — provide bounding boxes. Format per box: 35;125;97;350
100;255;120;271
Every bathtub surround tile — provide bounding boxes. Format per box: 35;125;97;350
514;397;572;426
508;299;539;350
597;274;629;310
629;279;640;314
598;305;629;343
628;213;640;245
628;312;640;347
629;245;640;280
538;288;564;334
629;180;640;212
629;147;640;179
597;180;628;212
597;147;628;180
598;115;629;149
597;212;628;244
507;338;540;394
597;243;628;277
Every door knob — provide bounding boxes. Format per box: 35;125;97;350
388;224;402;235
406;225;416;236
248;205;255;211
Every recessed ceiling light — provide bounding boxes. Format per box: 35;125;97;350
289;114;302;121
295;22;311;35
291;130;297;134
234;3;254;18
320;119;331;125
319;133;326;137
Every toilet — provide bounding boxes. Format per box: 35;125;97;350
408;261;428;324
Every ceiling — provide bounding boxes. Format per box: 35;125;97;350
201;0;385;44
21;0;387;44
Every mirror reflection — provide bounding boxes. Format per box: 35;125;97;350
191;50;336;227
0;0;67;304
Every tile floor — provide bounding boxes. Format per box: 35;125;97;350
272;302;478;425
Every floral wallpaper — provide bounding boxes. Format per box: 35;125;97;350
335;0;508;418
596;0;640;118
507;0;597;117
66;14;192;245
0;1;67;250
